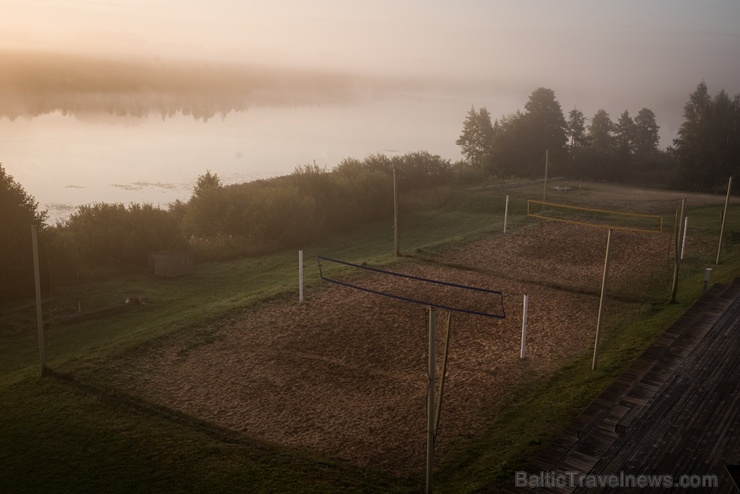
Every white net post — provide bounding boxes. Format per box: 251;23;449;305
504;195;509;233
298;250;304;303
520;294;528;359
426;307;436;494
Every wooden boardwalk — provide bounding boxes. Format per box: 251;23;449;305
501;280;740;493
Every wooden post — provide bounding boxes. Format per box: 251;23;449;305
32;225;46;376
704;267;712;295
393;167;399;257
426;307;436;494
592;230;613;371
503;195;510;233
681;216;688;260
671;198;686;303
716;176;733;265
520;294;529;359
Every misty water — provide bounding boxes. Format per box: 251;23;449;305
1;92;485;223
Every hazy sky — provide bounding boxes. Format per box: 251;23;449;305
2;0;740;217
2;0;740;139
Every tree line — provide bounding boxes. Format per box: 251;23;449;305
456;82;740;190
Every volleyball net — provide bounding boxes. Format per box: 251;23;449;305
317;256;506;319
527;200;664;233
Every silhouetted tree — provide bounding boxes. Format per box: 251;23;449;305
456;106;495;170
488;88;567;177
672;82;740;190
614;110;636;162
0;164;47;302
193;169;222;198
575;109;618;179
567;107;589;154
491;111;529;176
589;109;615;154
524;87;568;169
633;108;660;156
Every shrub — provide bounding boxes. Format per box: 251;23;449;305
56;203;185;270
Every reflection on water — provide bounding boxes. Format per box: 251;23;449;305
111;182;179;191
1;92;488;223
0;50;533;223
0;50;368;122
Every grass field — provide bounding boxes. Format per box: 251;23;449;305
1;182;740;493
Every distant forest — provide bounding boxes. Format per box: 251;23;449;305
1;81;739;302
457;83;740;191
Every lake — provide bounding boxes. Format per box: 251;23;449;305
1;90;493;223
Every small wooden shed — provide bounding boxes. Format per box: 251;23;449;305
148;251;194;278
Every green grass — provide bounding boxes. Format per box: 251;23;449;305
1;190;739;493
0;374;413;494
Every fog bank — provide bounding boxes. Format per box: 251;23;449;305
0;49;439;121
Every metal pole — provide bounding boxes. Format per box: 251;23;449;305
716;176;733;265
434;313;452;436
503;195;509;233
681;216;688;260
592;230;613;371
671;199;686;303
32;225;46;376
520;294;529;359
426;307;436;494
298;250;304;303
393;167;399;257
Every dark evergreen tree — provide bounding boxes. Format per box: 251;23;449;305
489;88;567;177
0;164;48;302
614;110;636;161
523;87;568;166
589;109;615;154
456;106;495;170
672;82;740;190
567;107;589;154
633;107;660;156
490;111;529;176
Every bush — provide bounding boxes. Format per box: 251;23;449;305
184;177;319;257
55;203;185;271
48;153;483;270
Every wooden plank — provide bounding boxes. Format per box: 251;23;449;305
501;279;740;493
